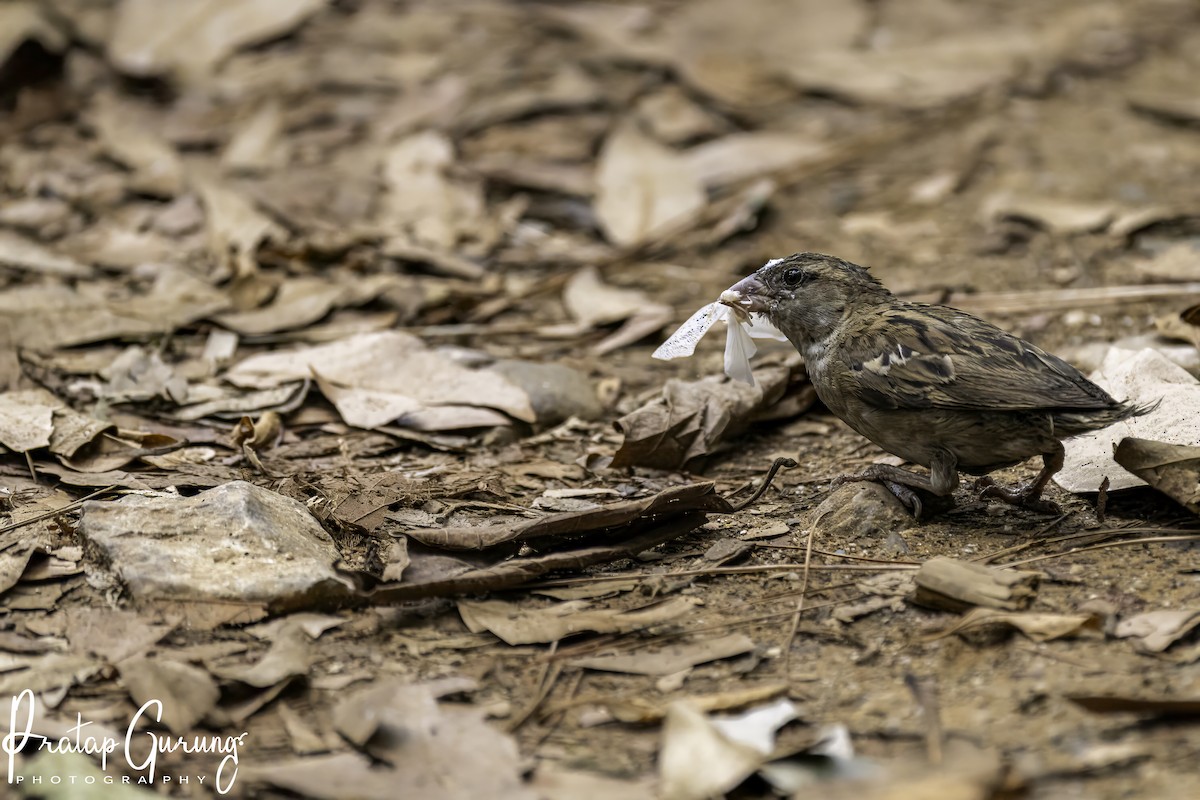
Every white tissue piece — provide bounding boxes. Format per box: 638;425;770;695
653;301;786;386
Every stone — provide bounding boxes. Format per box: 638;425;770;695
808;483;914;540
491;359;603;426
79;481;353;612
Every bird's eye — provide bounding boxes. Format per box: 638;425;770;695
783;268;806;287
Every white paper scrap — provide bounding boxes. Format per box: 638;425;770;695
653;297;786;386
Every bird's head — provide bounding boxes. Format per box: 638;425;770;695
720;253;890;350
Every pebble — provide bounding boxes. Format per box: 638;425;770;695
808;482;913;541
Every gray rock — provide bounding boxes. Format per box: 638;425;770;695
79;481;353;612
808;483;913;540
491;360;602;426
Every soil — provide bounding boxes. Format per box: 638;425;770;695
2;1;1200;798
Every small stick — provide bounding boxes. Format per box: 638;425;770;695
0;484;118;536
24;451;37;485
952;282;1200;314
525;561;917;590
998;534;1200;567
781;521;816;680
1096;477;1110;525
905;674;944;766
506;640;562;732
729;458;798;512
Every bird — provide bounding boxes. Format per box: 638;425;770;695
720;252;1151;518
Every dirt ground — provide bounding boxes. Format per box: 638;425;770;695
2;0;1200;798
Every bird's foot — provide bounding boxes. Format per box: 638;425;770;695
881;479;924;520
975;478;1062;515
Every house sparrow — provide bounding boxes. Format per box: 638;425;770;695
721;253;1151;517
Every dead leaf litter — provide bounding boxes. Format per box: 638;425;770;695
1;1;1199;798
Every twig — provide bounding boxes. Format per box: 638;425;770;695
756;544;921;566
998;535;1200;568
23;452;37;485
1014;643;1123;673
1095;477;1110;525
728;457;798;512
506;640;562;732
0;484;119;536
545;593;868;662
745;580;858;606
905;674;944;766
975;520;1144;564
781;522;816;680
525;561;918;590
951;282;1200;314
533;668;584;743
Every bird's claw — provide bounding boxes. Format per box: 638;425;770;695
882;480;924;520
832;471;926;519
977;480;1061;515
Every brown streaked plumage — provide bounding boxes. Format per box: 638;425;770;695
723;253;1151;518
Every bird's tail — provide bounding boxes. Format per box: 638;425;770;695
1052;398;1158;437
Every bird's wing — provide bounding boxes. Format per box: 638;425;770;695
843;304;1115;412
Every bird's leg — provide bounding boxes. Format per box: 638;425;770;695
833;452;959;520
978;443;1064;515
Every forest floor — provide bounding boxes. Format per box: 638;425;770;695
2;1;1200;798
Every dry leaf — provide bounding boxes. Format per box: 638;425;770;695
0;3;67;66
247;679;532;800
354;490;719;603
99;346;188;403
222;100;287;173
1115;608;1200;653
0;231;92;278
912;556;1040;612
107;0;327;81
215;621;314;688
783;31;1036;109
224;331;535;429
984;194;1115;234
192;171;285;280
593;119;707;247
660;699;798;800
683;133;828;190
612;362;811;469
561;265;657;330
330;472;426;533
543;266;674;355
0;267;229;349
1155;301;1200;348
214;275;403;336
569;633;755;676
1129;92;1200;129
0;389;56;452
379;130;486;252
118;656;220;734
636;85;724;144
454;65;603;132
1113;438;1200;515
458;596;700;646
657;0;864;107
925;607;1100;643
89;92;185;196
582;683;790;725
63;608;176;663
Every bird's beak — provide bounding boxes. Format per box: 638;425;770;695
720;275;769;315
